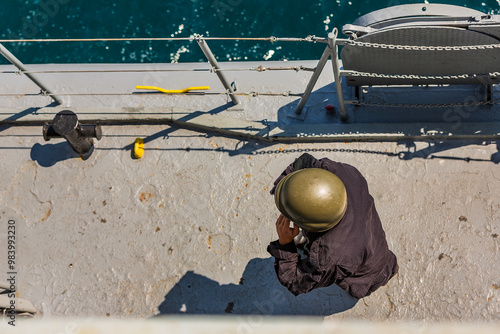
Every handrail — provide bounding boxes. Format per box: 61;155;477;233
0;35;323;108
0;43;62;105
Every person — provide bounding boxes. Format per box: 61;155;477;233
267;153;398;299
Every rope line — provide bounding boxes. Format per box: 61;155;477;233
0;36;327;43
0;91;303;97
0;66;316;75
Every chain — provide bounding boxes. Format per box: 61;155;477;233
343;39;500;108
344;70;500;81
344;39;500;51
253;147;399;156
356;98;500;109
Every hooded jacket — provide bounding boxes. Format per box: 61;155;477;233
267;153;398;299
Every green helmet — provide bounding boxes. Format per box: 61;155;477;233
274;168;347;232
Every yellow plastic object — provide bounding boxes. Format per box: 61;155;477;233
134;138;144;159
136;85;210;94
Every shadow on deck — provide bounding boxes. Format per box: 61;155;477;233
156;257;358;316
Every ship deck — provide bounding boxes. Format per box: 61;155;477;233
0;60;499;322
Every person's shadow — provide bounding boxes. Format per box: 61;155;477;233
157;257;358;316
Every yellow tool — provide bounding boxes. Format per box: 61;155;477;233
136;85;210;94
134;138;144;159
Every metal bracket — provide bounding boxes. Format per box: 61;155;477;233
293;28;348;122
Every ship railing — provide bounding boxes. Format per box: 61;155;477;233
2;30;500;124
0;34;327;112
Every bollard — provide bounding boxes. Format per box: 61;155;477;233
42;110;102;158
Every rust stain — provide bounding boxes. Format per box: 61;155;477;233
492;284;500;290
263;187;268;191
236;197;240;200
139;193;152;202
155;227;161;232
207;236;212;249
245;174;250;178
248;156;251;159
40;208;51;222
279;147;284;151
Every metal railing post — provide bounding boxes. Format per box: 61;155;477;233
294;44;332;115
0;43;62;105
195;36;239;106
328;29;348;122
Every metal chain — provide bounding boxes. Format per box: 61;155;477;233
343;40;500;108
344;70;500;81
356;98;500;109
344;39;500;51
253;147;400;156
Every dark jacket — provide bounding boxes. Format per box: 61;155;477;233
267;153;398;299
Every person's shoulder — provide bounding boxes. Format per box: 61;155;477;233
317;158;367;185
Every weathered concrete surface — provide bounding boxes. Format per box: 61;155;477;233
3;318;500;334
0;124;499;321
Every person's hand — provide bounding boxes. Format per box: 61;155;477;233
275;214;299;245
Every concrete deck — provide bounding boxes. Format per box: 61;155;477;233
0;59;499;322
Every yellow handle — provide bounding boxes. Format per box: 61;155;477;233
136;85;210;94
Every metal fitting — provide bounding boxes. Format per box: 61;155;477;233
42;110;102;158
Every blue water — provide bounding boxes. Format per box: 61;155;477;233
1;0;499;64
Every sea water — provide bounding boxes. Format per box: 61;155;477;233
1;0;499;64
